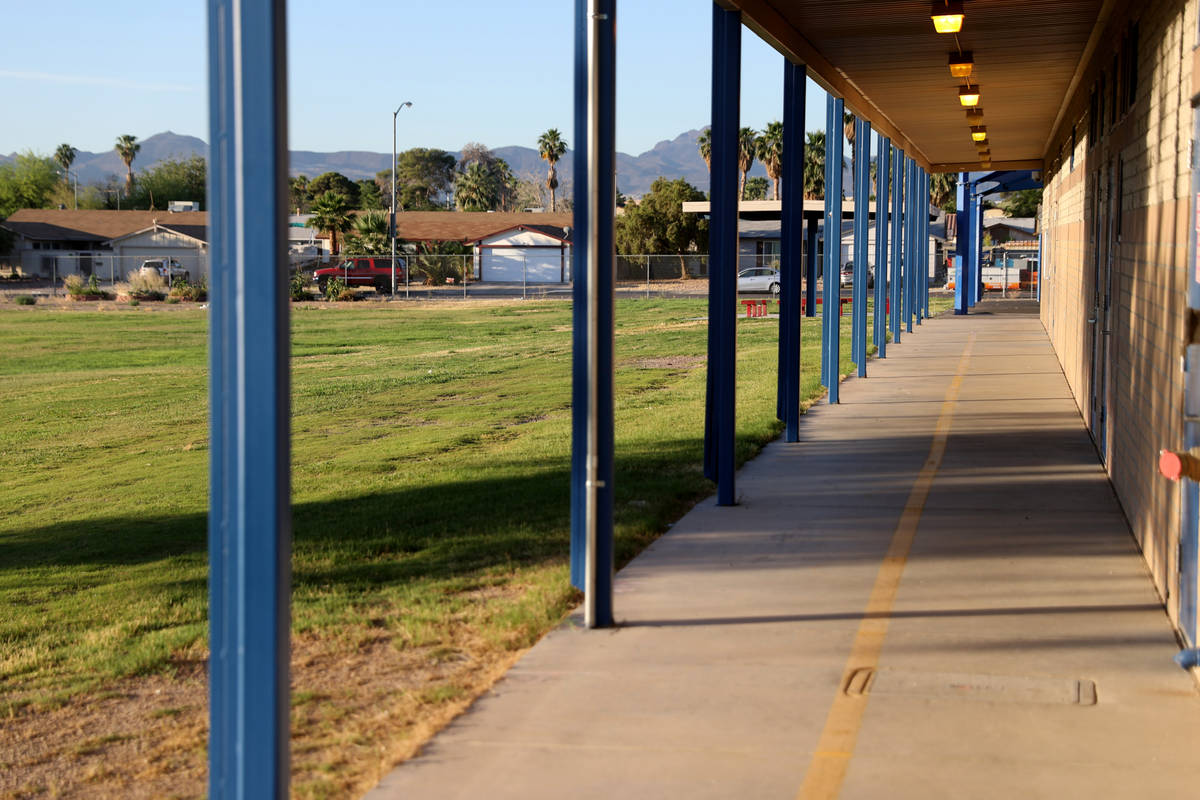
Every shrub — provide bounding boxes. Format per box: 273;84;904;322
165;295;181;304
168;278;207;302
13;295;35;305
324;276;354;302
63;274;86;295
129;298;140;307
290;272;311;302
64;274;109;299
120;271;167;301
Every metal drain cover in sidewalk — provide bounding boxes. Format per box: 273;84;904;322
843;668;1097;706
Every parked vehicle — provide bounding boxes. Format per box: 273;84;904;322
737;267;781;295
137;258;190;283
313;257;407;294
840;262;876;288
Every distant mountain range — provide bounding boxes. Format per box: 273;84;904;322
4;129;855;199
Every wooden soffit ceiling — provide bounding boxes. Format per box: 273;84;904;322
726;0;1109;172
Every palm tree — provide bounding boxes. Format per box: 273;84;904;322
346;210;390;255
115;135;140;197
697;127;712;171
308;191;353;255
54;144;77;179
930;172;958;211
537;129;567;212
757;121;784;200
803;131;826;200
455;163;495;211
844;111;858;200
738;127;758;200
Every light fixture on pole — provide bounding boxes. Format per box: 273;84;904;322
931;0;964;33
958;84;981;107
391;101;413;298
949;51;973;78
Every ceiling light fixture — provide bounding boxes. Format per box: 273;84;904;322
959;84;981;107
970;125;988;142
949;51;974;78
932;0;965;34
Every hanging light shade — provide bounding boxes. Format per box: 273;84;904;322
932;0;965;33
949;51;974;78
959;84;981;107
965;107;984;122
970;125;988;142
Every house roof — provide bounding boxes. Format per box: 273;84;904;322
471;223;574;245
392;211;574;243
1;209;208;242
984;216;1037;234
106;221;209;245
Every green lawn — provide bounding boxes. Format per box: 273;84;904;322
0;296;945;713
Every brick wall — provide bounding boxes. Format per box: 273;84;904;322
1041;0;1194;626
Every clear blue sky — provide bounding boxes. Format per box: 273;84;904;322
2;0;828;158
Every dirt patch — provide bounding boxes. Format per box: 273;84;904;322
624;356;704;370
0;626;533;800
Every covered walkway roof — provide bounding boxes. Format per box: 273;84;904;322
726;0;1106;171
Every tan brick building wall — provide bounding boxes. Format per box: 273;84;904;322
1041;0;1194;627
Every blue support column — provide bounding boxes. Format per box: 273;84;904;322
805;215;818;317
778;58;805;441
975;187;985;304
569;0;616;626
704;3;740;504
821;94;844;402
206;0;291;796
851;117;870;377
922;170;931;319
874;137;891;356
968;184;981;307
905;158;915;333
954;173;968;315
889;146;904;344
914;165;924;326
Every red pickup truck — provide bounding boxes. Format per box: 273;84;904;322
313;257;407;294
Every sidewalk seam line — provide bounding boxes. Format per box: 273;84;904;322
795;331;977;800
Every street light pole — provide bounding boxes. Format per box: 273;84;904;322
392;101;413;297
59;170;79;209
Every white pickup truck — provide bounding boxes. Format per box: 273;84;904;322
136;258;191;283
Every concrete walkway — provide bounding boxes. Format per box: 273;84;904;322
366;308;1200;799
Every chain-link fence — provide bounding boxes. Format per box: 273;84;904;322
9;253;208;288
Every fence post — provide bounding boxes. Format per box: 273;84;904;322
645;255;650;298
463;255;467;299
522;255;527;300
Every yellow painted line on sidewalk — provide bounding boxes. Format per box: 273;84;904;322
796;331;977;800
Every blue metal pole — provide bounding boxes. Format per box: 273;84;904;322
914;165;923;326
207;0;291;796
874;137;891;356
822;94;844;402
704;3;739;504
851;117;870;377
890;146;904;344
805;215;818;317
975;186;985;304
569;0;588;591
779;58;805;442
954;173;968;315
905;158;915;333
968;182;980;307
922;170;931;319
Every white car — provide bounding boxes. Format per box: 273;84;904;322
737;267;781;295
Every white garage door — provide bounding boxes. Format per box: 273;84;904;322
481;251;564;283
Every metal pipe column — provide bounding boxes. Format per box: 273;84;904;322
922;170;931;318
805;215;818;317
905;158;915;333
851;117;870;377
206;0;291;796
968;183;981;307
778;58;805;441
954;173;968;315
914;165;924;325
821;94;845;402
874;137;891;356
569;0;616;628
889;146;904;344
703;3;740;504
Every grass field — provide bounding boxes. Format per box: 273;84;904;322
0;296;944;798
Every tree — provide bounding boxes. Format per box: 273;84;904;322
54;144;77;181
614;177;708;279
743;176;769;201
1000;188;1043;217
930;173;958;213
457;144;517;211
308;172;360;207
537;129;567;212
289;175;311;213
737;127;757;199
128;156;206;210
697;127;712;171
356;179;384;210
455;162;495;211
345;210;390;255
389;148;457;209
115;135;140;196
308;191;353;255
803;131;826;199
757;121;784;200
0;151;60;216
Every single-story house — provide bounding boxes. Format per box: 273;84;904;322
983;215;1037;243
0;208;208;281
